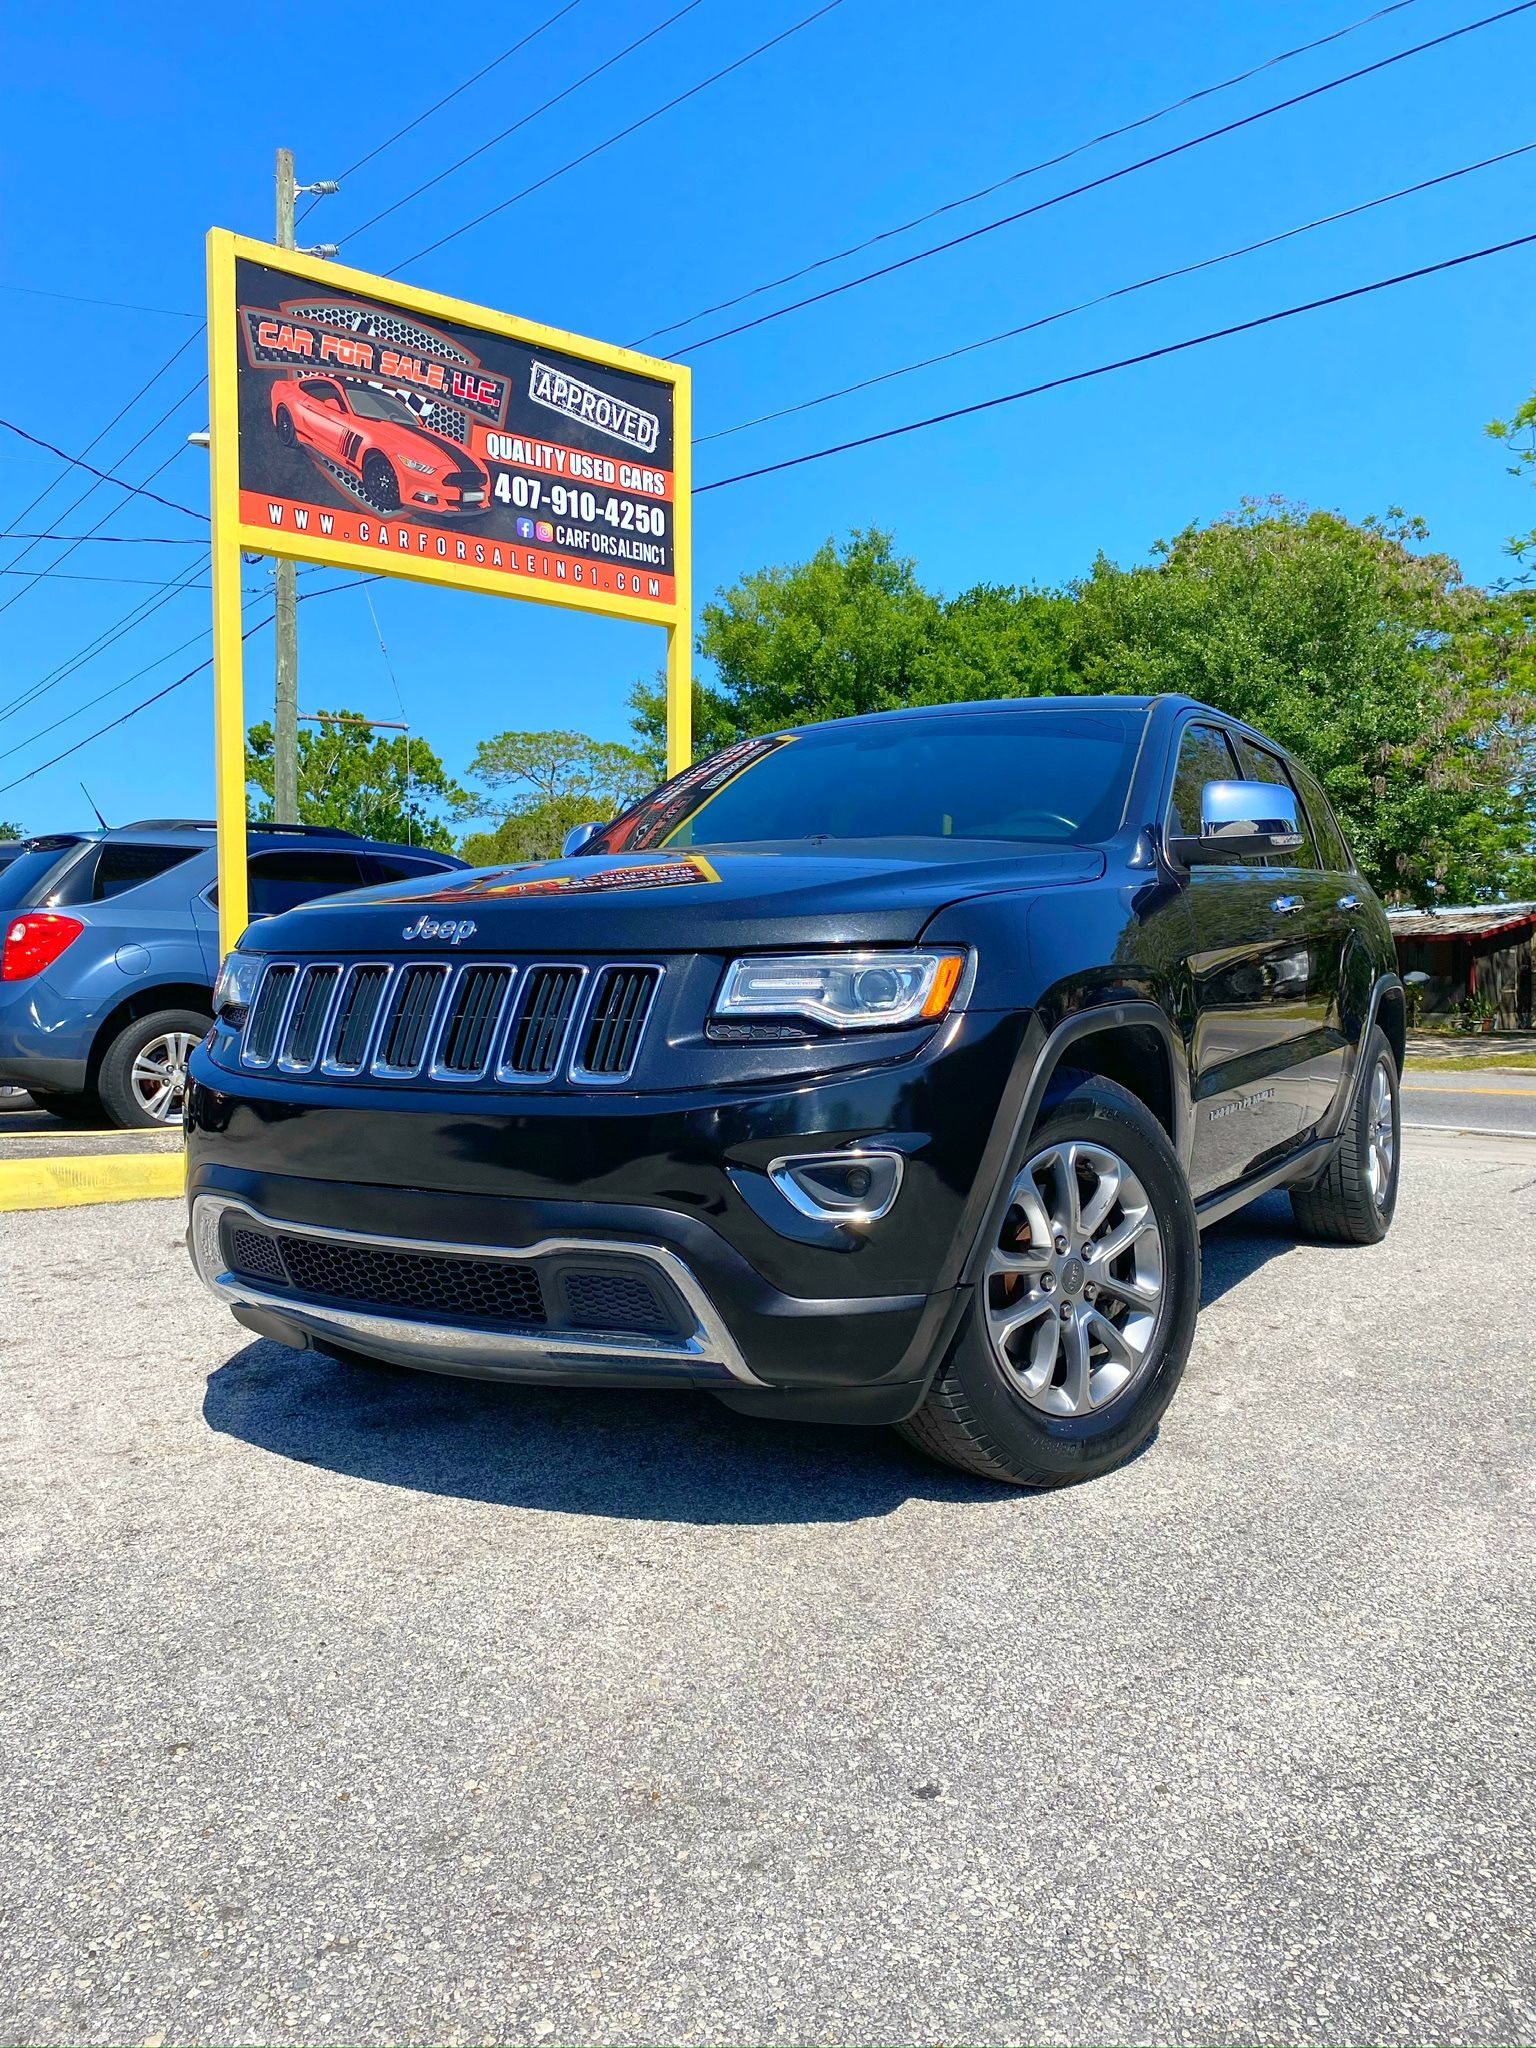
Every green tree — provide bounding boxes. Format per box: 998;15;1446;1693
458;729;653;864
245;710;467;851
1068;499;1536;904
0;820;23;839
628;528;1077;766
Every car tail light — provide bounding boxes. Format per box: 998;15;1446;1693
2;913;84;981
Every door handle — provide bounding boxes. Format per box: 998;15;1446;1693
1337;893;1360;911
1271;894;1303;915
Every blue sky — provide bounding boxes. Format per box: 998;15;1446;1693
2;0;1534;833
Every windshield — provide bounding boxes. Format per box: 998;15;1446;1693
593;708;1144;853
344;385;420;424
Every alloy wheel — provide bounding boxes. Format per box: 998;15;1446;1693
984;1140;1166;1418
130;1030;198;1123
1366;1058;1396;1209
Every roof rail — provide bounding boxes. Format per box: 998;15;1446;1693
119;818;217;832
251;822;365;840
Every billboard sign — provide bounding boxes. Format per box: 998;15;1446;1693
208;233;688;625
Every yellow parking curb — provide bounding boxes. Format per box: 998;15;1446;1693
0;1150;185;1211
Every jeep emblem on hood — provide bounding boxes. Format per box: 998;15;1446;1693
402;914;477;946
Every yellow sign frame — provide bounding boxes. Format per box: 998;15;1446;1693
205;228;692;952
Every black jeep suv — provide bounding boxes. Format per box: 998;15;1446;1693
185;695;1402;1487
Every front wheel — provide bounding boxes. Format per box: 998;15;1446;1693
898;1075;1200;1487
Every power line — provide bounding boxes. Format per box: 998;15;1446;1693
0;328;202;542
0;532;206;546
0;281;197;319
392;0;846;272
342;0;710;247
0;376;208;621
0;578;384;799
0;416;209;522
297;0;587;224
673;0;1536;355
695;229;1536;493
633;0;1424;346
0;568;214;590
0;557;209;724
700;140;1536;444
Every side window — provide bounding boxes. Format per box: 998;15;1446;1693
1288;761;1354;873
241;851;367;917
1229;737;1319;869
91;843;200;901
359;854;454;886
1167;722;1240;845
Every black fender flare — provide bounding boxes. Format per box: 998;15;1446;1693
945;1000;1190;1295
889;1001;1190;1393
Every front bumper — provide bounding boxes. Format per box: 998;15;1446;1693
184;1008;1029;1408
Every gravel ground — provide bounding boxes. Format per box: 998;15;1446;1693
0;1130;1532;2048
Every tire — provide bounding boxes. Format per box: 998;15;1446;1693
27;1087;102;1124
275;405;296;447
1290;1026;1400;1245
96;1009;210;1130
897;1074;1200;1488
362;451;400;512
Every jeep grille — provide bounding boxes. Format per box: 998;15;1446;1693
235;955;662;1086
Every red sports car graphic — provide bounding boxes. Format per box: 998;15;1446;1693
269;376;490;516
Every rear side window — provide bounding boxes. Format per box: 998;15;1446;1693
1167;723;1240;844
1229;737;1319;869
359;854;457;885
1288;760;1355;873
247;850;367;916
90;842;200;901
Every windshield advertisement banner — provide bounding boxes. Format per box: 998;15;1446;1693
229;252;679;613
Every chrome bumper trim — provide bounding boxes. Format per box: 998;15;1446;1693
189;1194;765;1386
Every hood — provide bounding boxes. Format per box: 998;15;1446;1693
246;841;1106;956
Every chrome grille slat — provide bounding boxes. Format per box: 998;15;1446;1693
324;964;391;1074
499;965;586;1079
574;964;661;1082
374;963;450;1077
243;964;297;1067
434;965;515;1079
278;964;341;1071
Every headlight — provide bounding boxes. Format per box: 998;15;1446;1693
403;457;435;473
213;949;265;1022
715;950;967;1031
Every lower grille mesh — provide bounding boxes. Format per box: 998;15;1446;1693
276;1234;547;1325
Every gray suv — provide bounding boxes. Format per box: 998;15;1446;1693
0;821;463;1126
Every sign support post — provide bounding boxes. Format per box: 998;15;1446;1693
665;365;692;777
206;231;250;957
204;228;692;963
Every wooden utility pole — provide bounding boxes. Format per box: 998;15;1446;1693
272;147;300;824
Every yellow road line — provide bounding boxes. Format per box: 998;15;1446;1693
0;1151;184;1212
1403;1082;1536;1097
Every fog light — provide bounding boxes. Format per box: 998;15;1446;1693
768;1149;904;1223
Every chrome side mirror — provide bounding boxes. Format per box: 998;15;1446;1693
1170;779;1304;866
561;821;602;858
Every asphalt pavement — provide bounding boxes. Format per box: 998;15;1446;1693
0;1129;1532;2047
1401;1067;1536;1139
